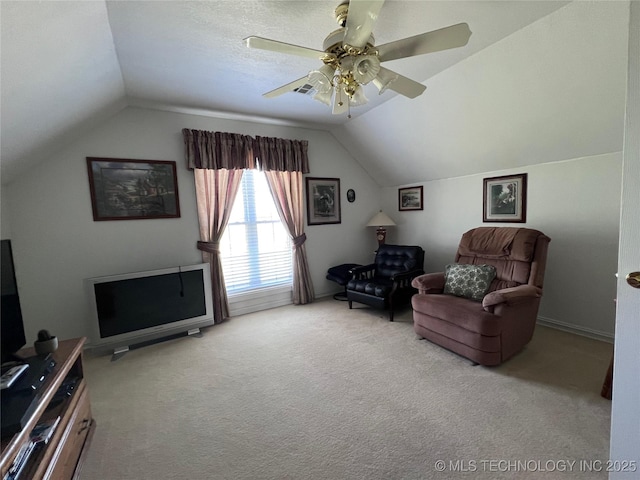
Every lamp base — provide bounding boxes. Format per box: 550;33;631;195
376;227;387;246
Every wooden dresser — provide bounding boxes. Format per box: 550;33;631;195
0;337;94;479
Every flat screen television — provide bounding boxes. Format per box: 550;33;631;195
86;263;214;353
1;240;27;365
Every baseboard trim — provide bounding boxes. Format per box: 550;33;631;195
537;316;614;343
316;290;342;300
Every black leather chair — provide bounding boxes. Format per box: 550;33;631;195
346;244;425;321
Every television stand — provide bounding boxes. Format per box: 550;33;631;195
0;337;94;480
111;346;130;362
187;327;203;338
110;327;204;361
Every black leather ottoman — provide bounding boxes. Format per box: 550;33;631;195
326;263;361;300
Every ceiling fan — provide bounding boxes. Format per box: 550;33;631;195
245;0;472;116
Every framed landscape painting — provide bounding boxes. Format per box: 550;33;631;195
483;173;527;223
87;157;180;221
398;186;424;211
306;177;341;225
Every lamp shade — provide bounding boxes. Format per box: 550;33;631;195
352;55;381;85
313;88;333;106
308;65;335;93
366;210;396;227
349;86;369;107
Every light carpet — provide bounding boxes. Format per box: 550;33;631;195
80;297;613;480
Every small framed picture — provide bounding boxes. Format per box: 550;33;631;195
398;186;423;211
306;177;341;225
483;173;527;223
87;157;180;221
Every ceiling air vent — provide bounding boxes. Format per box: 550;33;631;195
293;84;317;96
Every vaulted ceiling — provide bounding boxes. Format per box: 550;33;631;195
1;1;629;186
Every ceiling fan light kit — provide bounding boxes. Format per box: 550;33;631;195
313;87;334;107
245;0;472;117
349;85;368;107
308;64;336;93
352;55;381;84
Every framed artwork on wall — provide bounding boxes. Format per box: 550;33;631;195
306;177;341;225
87;157;181;221
483;173;527;223
398;186;424;211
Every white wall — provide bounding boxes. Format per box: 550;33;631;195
3;106;382;344
382;153;621;339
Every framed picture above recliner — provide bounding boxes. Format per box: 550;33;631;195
483;173;527;223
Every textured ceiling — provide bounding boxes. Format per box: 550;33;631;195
106;0;569;122
4;0;622;187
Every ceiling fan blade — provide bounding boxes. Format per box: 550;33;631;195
263;76;310;98
343;0;386;49
245;36;325;60
377;23;472;62
376;67;426;99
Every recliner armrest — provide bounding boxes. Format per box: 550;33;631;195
349;263;376;278
482;285;542;309
411;272;445;294
391;269;425;289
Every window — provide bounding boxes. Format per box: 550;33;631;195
220;170;293;295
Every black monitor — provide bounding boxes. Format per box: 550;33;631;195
1;240;27;365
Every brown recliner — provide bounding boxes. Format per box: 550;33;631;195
411;227;550;366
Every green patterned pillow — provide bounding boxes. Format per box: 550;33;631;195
443;263;497;301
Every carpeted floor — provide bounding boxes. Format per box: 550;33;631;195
80;297;613;480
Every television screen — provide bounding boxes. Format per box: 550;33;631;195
94;270;207;338
1;240;27;364
86;263;214;351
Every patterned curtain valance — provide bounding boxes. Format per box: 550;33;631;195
182;129;309;173
182;129;256;170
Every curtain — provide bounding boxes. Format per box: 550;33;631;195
193;169;243;323
253;136;309;173
183;129;255;170
264;170;315;304
183;128;314;320
183;129;254;323
254;136;314;304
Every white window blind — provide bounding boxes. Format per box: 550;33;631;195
220;170;293;295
